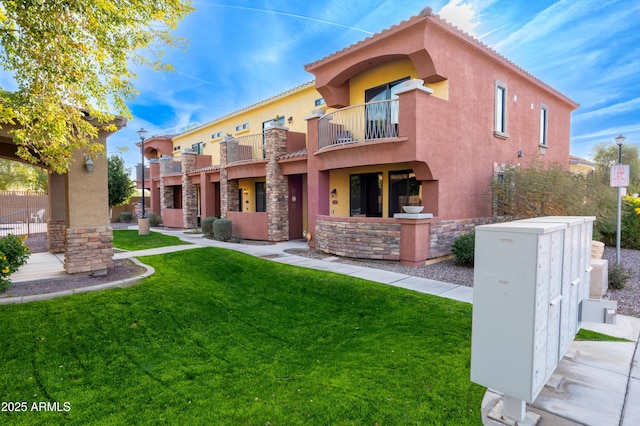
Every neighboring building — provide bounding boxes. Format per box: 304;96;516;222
137;7;578;265
569;155;596;175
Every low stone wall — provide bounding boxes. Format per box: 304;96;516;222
429;217;502;258
64;226;114;274
316;218;401;260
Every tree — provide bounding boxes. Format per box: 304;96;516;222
592;142;640;194
0;0;193;174
0;158;48;191
108;155;135;207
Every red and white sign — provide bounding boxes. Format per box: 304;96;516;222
610;165;630;187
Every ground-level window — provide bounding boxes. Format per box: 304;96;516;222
255;181;266;212
389;170;421;214
350;173;382;217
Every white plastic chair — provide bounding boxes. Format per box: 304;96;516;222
31;209;45;223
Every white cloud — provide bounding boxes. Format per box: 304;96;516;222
438;0;482;36
574;98;640;122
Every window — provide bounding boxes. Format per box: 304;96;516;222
494;81;508;137
364;77;408;139
314;98;325;107
235;123;249;132
255;182;266;212
350;173;382;217
389;170;421;214
212;131;222;139
539;104;548;146
192;142;204;154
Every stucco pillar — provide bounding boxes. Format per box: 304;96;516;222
265;122;289;241
395;216;432;266
47;173;67;253
304;110;328;248
181;150;198;228
63;142;114;274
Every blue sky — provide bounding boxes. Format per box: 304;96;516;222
18;1;640;171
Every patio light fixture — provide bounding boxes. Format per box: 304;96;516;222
84;155;94;173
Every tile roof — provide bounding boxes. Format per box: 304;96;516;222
278;148;307;161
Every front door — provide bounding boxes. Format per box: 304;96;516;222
288;175;303;239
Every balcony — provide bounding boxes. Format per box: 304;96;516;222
318;99;399;150
228;133;266;164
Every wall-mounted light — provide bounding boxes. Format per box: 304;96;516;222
517;150;523;158
331;188;337;197
288;116;293;124
84;155;94;173
243;188;249;195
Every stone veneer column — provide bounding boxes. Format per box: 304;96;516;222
159;155;174;215
219;136;239;218
64;226;114;274
47;219;66;253
265;122;289;241
181;150;198;228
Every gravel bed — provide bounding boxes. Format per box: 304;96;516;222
285;246;640;318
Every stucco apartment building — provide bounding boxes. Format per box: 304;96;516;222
139;7;578;265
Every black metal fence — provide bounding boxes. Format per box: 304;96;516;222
0;191;48;236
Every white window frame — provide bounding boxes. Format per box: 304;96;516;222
539;103;549;147
494;81;509;138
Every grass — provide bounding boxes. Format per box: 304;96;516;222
112;230;192;251
575;328;634;342
0;247;484;425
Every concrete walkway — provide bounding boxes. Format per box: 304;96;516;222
4;227;640;425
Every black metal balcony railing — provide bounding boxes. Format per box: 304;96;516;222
229;133;266;164
318;99;399;150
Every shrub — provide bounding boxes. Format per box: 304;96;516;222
608;262;633;290
451;232;475;267
202;217;217;236
119;212;133;223
147;212;161;227
0;234;31;292
213;219;232;242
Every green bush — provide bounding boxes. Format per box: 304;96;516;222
608;262;633;290
147;212;161;227
119;212;133;223
451;232;475;267
202;216;217;236
213;219;233;242
0;234;31;292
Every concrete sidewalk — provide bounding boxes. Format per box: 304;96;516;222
5;226;640;425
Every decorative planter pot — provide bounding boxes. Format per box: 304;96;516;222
402;206;424;214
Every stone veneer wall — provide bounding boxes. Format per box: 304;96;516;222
47;219;66;253
159;155;175;212
64;226;114;274
265;124;289;241
429;217;502;258
181;151;198;228
316;219;401;260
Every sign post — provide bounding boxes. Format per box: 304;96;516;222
611;164;630;265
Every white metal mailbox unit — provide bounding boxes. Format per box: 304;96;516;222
470;216;600;424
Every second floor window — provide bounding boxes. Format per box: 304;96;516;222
495;81;508;137
539;104;548;146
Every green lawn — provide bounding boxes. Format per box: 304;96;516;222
0;247;485;425
112;229;192;251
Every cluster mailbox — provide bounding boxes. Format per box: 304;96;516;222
471;216;595;422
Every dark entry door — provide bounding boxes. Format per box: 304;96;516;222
288;175;303;239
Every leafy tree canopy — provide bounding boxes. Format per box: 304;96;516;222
592;142;640;194
107;155;135;207
0;158;47;191
0;0;193;174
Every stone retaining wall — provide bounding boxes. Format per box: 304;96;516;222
429;217;502;258
316;218;401;260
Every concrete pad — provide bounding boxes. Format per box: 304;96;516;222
438;285;473;303
387;276;458;295
623;377;640;426
531;341;633;425
12;252;66;283
348;268;409;284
